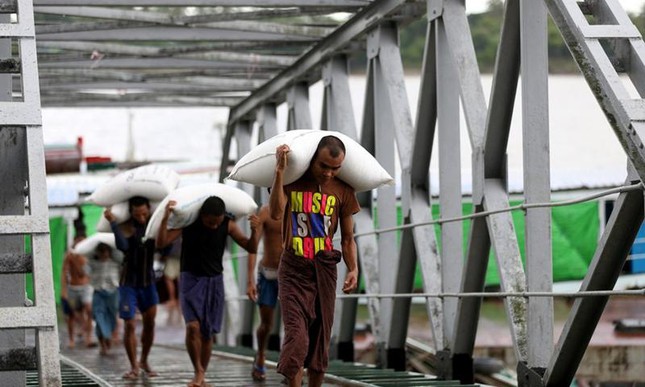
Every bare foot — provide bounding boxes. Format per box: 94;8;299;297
187;371;205;387
139;362;158;377
122;369;140;380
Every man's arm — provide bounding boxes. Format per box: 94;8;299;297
269;144;289;220
156;200;182;248
105;208;129;252
60;255;70;299
246;211;263;301
339;212;358;294
228;219;258;254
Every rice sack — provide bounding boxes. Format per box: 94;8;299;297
145;183;257;240
226;129;394;192
86;164;180;206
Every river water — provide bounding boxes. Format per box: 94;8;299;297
41;74;631;192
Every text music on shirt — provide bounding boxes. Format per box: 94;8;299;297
290;191;336;259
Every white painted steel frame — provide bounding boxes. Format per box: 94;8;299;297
0;0;61;384
234;120;256;347
436;15;462;351
410;13;443;358
287;83;312;130
521;0;553;370
253;104;282;348
321;55;360;358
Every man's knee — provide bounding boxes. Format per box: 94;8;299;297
124;319;136;333
186;321;200;336
142;316;156;331
259;320;273;333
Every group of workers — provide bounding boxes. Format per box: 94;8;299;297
61;135;360;387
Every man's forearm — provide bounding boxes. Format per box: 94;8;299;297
247;253;257;284
156;216;170;248
111;222;129;251
341;239;358;272
269;170;285;220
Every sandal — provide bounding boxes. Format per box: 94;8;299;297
251;362;267;381
122;370;140;380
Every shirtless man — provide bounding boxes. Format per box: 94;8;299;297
246;204;282;381
61;234;94;349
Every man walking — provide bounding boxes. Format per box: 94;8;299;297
269;136;360;387
246;204;282;381
157;196;258;387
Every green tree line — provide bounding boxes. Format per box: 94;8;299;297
398;0;645;73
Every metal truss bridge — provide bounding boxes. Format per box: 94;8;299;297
1;0;645;385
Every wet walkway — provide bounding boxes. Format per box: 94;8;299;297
51;308;469;387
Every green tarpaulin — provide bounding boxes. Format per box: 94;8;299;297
43;201;601;301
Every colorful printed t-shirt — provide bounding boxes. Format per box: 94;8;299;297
283;177;360;259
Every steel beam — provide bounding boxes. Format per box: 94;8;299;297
453;0;518;369
234;120;255;349
545;0;645;182
36;26;314;42
368;24;398;368
321;55;359;361
357;57;384;365
544;173;644;385
32;0;370;6
520;0;552;370
440;0;486;149
228;0;414;124
483;179;528;363
483;0;520;179
436;16;462;351
286;82;312;130
409;13;443;354
0;83;27;387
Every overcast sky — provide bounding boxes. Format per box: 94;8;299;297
467;0;644;14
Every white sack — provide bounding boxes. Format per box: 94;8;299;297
95;201;160;232
226;129;394;192
72;232;117;256
145;183;257;240
86;164;180;206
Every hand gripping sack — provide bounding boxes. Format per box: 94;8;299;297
226;129;394;192
95;201;160;233
145;183;258;240
72;233;117;256
86;164;180;206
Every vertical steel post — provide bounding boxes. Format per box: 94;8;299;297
521;0;553;374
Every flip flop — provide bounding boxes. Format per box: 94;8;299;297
251;362;267;381
122;370;140;380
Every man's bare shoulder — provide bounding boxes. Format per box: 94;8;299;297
258;205;271;221
66;251;88;265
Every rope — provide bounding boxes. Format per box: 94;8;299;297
354;182;644;237
226;288;645;302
